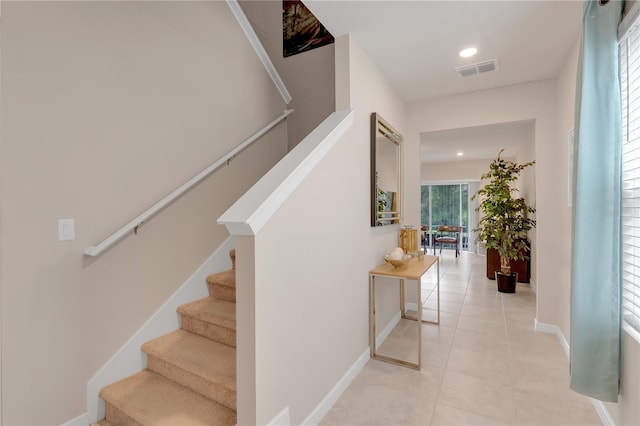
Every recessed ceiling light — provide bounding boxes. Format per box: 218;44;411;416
459;47;478;58
457;152;464;156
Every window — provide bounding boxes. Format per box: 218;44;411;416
619;23;640;339
420;183;470;250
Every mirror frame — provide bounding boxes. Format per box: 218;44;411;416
370;112;403;227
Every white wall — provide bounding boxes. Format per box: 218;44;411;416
514;125;537;206
421;159;491;183
0;2;4;422
338;30;412;367
605;332;640;425
515;125;537;283
554;39;580;339
239;0;335;150
0;2;286;424
233;34;410;425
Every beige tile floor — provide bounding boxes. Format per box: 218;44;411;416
320;251;602;426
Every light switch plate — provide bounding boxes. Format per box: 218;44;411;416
58;219;75;241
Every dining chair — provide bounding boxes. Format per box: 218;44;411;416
433;225;462;257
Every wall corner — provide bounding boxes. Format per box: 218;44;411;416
335;34;351;111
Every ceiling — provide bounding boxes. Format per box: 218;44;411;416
304;0;583;162
420;120;534;163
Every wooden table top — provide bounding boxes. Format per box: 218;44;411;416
369;255;438;280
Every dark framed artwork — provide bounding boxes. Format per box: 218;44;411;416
283;0;334;58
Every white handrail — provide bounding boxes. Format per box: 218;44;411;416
226;0;292;105
84;109;293;257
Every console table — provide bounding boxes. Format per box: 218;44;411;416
369;255;439;370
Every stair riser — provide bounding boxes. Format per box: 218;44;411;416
147;356;236;411
207;284;236;303
98;252;237;425
180;316;236;348
105;402;142;426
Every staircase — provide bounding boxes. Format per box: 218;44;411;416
95;250;238;426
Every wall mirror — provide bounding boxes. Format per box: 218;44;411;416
371;112;403;226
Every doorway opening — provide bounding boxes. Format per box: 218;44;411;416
421;182;479;252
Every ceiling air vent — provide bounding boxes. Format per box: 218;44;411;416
456;59;499;78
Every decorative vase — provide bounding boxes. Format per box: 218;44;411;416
495;271;518;293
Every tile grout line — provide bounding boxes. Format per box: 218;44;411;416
429;253;504;425
426;253;468;425
500;287;521;425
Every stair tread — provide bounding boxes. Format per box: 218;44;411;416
100;370;235;426
91;420;112;426
178;297;236;330
142;329;236;391
206;269;235;288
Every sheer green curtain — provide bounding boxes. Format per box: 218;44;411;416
421;186;430;226
570;0;623;402
431;185;460;229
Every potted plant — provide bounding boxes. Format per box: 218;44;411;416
472;150;536;293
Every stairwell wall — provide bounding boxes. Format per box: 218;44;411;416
238;0;336;150
0;2;287;424
238;34;410;425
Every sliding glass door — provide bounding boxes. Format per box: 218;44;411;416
421;183;473;251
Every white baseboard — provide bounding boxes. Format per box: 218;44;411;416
375;311;401;350
591;399;615;426
86;237;235;423
405;303;418;312
61;412;89;426
297;310;405;425
267;406;291;426
534;319;569;357
534;319;616;426
300;347;370;426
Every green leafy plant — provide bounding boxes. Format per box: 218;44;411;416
377;187;391;212
472;149;536;275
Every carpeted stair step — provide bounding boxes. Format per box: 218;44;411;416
206;269;236;303
142;329;236;410
177;296;236;347
100;369;236;426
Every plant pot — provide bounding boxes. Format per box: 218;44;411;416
495;271;518;293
